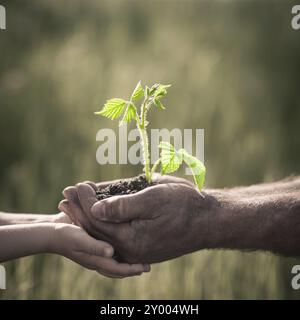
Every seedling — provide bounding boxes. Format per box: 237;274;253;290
95;81;206;191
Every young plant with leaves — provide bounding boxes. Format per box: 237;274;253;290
95;81;206;191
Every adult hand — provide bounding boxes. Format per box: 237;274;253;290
59;179;216;264
50;222;149;278
60;175;300;260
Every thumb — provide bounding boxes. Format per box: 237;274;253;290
79;230;114;258
91;185;162;222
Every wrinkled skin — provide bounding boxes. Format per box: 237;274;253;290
59;175;214;264
60;175;300;263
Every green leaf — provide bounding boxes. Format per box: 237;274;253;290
149;83;160;95
154;84;171;99
159;142;183;174
131;81;144;101
179;149;206;191
154;98;165;110
95;98;126;120
119;102;137;126
158;142;206;191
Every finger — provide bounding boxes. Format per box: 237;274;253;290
63;186;90;227
102;259;148;277
97;264;150;278
63;191;87;228
76;183;98;214
144;264;151;272
63;186;80;206
88;256;147;277
58;199;69;213
91;185;162;222
88;220;129;242
77;233;114;258
58;199;75;223
96;269;126;279
75;184;130;240
82;181;98;192
62;191;126;240
98;271;142;278
79;253;148;278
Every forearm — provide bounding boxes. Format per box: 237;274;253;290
0;223;55;262
194;181;300;257
0;212;65;226
225;176;300;196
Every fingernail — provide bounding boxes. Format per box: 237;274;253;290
144;264;151;272
63;187;77;202
103;247;114;258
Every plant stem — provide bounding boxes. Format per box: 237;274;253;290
139;126;151;182
150;158;161;177
138;99;151;182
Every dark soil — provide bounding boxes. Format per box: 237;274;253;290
96;175;157;200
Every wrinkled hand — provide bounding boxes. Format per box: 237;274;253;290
51;222;149;278
59;175;212;264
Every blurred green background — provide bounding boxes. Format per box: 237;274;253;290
1;0;300;299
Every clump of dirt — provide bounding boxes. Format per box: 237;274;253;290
96;175;156;200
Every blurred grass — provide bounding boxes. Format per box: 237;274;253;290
0;0;300;299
